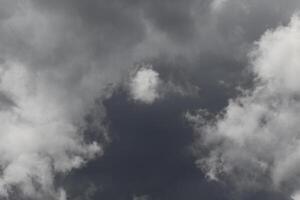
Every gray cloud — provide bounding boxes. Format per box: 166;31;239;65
1;0;300;199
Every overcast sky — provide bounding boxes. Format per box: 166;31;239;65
0;0;300;199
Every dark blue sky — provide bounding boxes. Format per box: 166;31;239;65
62;60;287;200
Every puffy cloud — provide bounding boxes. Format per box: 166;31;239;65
128;65;200;104
188;14;300;196
0;1;121;198
0;61;101;199
129;66;161;104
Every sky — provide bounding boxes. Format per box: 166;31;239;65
0;0;300;199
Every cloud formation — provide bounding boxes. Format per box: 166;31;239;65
0;61;101;199
0;0;210;197
188;14;300;197
0;0;130;198
129;66;161;104
2;0;300;199
128;65;200;104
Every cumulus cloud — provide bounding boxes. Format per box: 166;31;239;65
129;66;161;104
0;0;128;198
188;14;300;196
128;65;200;104
0;61;101;199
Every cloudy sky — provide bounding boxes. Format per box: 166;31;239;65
1;0;300;199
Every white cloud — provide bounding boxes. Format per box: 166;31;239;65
129;65;200;104
129;66;161;104
188;14;300;194
292;191;300;200
0;61;102;199
0;2;126;198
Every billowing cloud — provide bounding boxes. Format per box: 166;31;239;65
0;0;130;198
188;14;300;197
0;61;102;199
